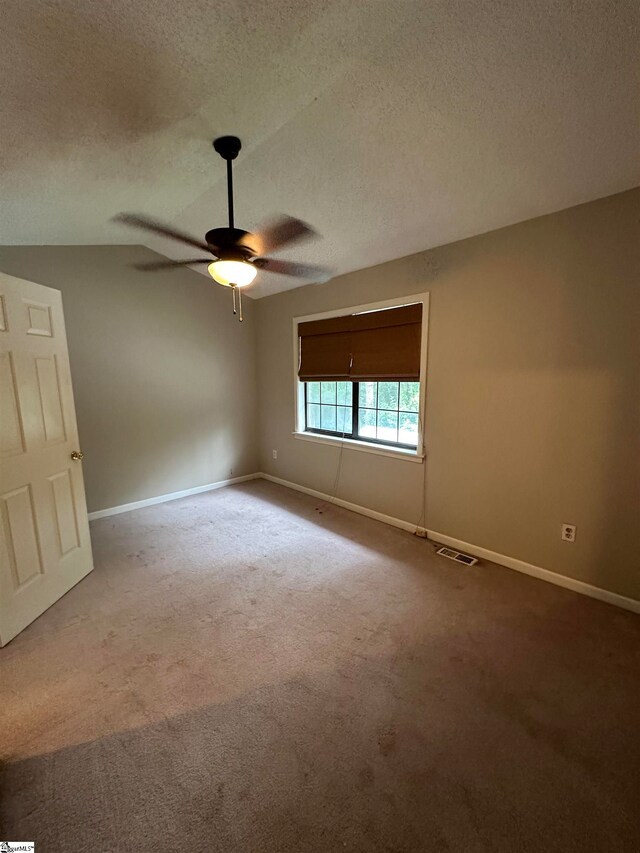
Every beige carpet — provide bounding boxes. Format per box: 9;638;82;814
1;480;639;852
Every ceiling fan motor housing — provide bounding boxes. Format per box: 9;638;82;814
205;227;256;260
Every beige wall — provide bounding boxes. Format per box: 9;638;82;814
256;189;640;600
0;245;259;513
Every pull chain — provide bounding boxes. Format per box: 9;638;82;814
230;285;243;321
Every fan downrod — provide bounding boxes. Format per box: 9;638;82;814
213;136;242;161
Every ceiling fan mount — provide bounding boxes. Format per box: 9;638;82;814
212;135;242;161
113;135;330;321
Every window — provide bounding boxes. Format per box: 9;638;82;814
304;380;420;448
294;293;429;457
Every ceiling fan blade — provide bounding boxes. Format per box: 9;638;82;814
255;258;331;282
113;214;210;252
134;258;212;271
241;216;317;256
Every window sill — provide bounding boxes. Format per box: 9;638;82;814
292;431;425;463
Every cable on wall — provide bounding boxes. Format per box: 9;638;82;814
314;352;352;515
413;404;429;537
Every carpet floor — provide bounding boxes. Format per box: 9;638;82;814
1;480;639;852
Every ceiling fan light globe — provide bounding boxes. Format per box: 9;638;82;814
208;260;257;288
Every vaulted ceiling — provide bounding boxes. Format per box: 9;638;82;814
1;0;639;296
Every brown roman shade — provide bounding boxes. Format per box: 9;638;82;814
298;303;422;382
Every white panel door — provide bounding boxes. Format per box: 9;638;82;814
0;273;94;645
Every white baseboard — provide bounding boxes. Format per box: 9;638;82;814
259;472;418;533
426;530;640;614
259;472;640;615
87;473;260;521
88;470;639;615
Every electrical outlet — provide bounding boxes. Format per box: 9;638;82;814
272;449;278;460
561;524;576;542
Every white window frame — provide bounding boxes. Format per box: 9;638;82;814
292;291;430;462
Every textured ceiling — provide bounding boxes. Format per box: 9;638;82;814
1;0;639;297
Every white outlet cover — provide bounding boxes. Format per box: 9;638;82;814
562;524;576;541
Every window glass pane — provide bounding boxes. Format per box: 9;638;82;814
359;382;377;408
336;381;352;406
377;410;398;443
399;412;419;446
321;405;337;431
320;382;336;404
307;403;321;429
308;379;420;448
399;382;420;412
358;407;376;440
336;406;351;433
307;382;321;404
377;381;399;410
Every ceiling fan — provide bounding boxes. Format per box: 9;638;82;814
114;136;330;321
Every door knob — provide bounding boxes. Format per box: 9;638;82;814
71;450;84;461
